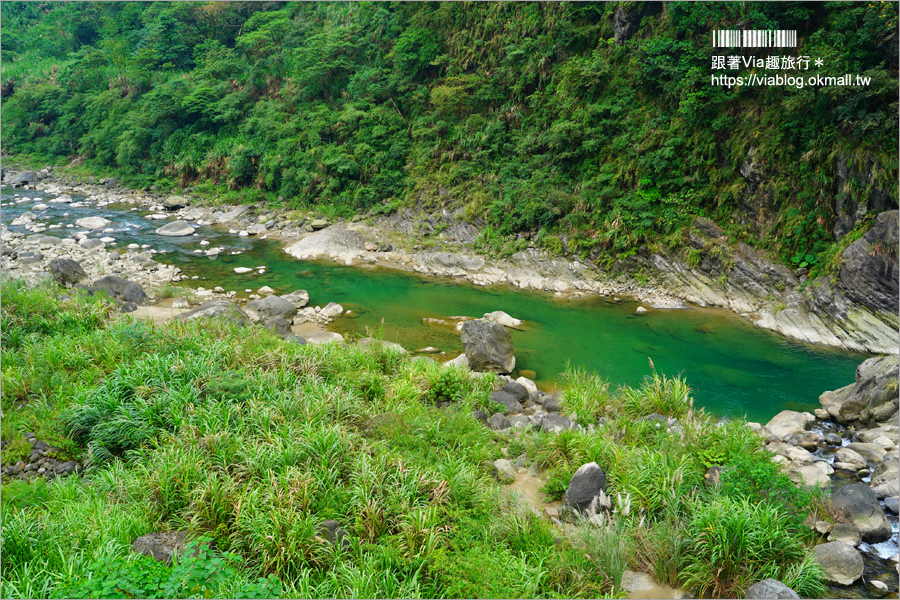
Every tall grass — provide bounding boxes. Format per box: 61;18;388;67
1;281;826;599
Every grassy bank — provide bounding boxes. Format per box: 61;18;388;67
1;278;829;598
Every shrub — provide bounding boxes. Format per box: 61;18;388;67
58;538;282;599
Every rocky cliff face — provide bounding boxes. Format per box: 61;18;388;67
637;211;899;354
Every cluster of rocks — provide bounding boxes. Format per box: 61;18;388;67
174;287;351;346
478;379;582;438
1;224;181;293
739;354;900;590
1;434;82;481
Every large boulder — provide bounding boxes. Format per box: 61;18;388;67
8;170;37;187
830;483;892;543
483;310;523;327
244;295;297;322
819;355;899;425
839;210;898;314
492;459;517;484
460;319;515;373
744;578;800;599
162;195;189;210
280;289;310;308
155;220;195;237
490;391;522;415
764;410;812;440
75;216;111;230
870;459;900;499
176;300;249;325
564;462;608;513
812;542;864;586
48;258;87;286
89;275;149;305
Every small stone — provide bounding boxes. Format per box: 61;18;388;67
234;267;252;274
635;306;648;314
258;286;275;295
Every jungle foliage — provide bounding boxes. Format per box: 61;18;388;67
2;1;897;264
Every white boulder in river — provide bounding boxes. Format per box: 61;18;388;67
155;220;195;236
483;310;523;327
75;216;111;230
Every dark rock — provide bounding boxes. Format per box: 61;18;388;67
501;381;529;401
472;410;489;423
89;275;149;306
613;2;660;44
824;432;844;446
263;316;291;337
840;210;898;313
245;295;297;322
487;412;511;431
490;391;522;415
564;462;608;513
460;319;515;373
318;520;349;548
54;461;80;476
132;532;191;566
50;258;87;285
541;414;576;434
121;302;138;313
284;334;307;345
543;396;562;412
819;355;899;425
176;300;250;325
744;578;800;599
8;171;37;187
830;483;892;543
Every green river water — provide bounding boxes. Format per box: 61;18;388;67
0;187;868;423
171;237;865;424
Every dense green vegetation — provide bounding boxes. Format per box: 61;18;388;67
2;2;897;266
1;279;833;598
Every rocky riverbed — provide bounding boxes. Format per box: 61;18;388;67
4;166;896;357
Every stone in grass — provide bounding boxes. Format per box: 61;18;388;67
245;295;297;322
487;412;511;431
744;578;800;599
263;316;291;337
492;459;517;484
490;391;522;415
813;541;864;586
501;381;529;401
317;520;350;549
131;532;208;566
564;462;607;513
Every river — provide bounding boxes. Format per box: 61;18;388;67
1;185;868;423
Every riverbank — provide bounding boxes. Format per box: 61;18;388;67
2;280;898;599
3;164;896;356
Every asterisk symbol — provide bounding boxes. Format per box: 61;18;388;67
815;58;824;67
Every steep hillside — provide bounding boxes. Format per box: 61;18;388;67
2;2;897;271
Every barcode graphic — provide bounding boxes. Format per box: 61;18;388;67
713;30;797;48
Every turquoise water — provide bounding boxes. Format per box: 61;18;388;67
2;187;867;422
